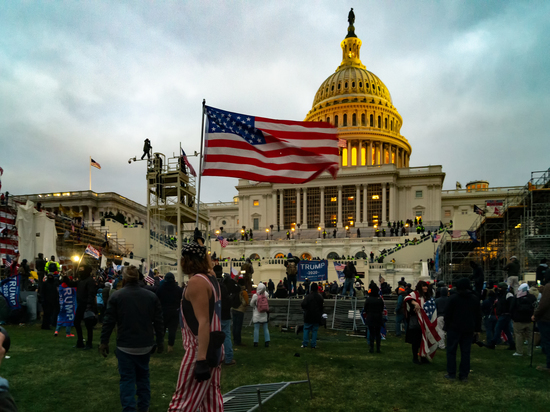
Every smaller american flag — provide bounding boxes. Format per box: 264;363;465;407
217;236;228;248
145;273;155;285
338;138;347;148
3;256;13;268
91;158;101;169
423;298;437;319
84;244;100;259
180;149;197;177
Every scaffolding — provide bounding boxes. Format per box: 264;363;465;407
439;167;550;285
146;152;209;282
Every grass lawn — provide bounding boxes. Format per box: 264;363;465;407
1;323;549;412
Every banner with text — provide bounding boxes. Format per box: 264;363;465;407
57;286;77;327
298;260;328;282
0;276;21;310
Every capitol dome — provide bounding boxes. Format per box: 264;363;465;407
305;20;411;168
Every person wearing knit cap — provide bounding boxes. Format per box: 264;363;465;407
510;283;536;357
168;238;224;411
444;278;481;382
250;283;270;347
99;265;165;412
504;256;520;294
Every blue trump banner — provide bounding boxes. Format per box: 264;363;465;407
0;276;21;310
57;286;77;327
298;260;328;282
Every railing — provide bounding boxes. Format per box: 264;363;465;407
441;186;523;195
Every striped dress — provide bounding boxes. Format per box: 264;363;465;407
168;274;224;412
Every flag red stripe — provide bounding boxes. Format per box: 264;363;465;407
205;139;338;157
255;116;334;128
202;168;329;184
0;217;15;225
204;154;337;172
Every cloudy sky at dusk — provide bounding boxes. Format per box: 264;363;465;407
1;1;549;205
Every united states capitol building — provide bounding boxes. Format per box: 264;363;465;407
204;17;523;283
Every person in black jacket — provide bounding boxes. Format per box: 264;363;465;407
470;261;484;297
39;273;59;331
63;265;98;349
363;284;385;353
444;278;481;382
35;253;46;283
100;265;164;412
301;283;324;348
217;266;239;366
156;272;182;354
509;283;537;356
483;282;516;350
342;262;356;297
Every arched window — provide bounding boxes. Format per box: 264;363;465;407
326;116;330;124
343;114;347;126
351;147;357;166
385;118;388;129
345;82;348;88
352;82;355;88
378;116;381;129
361;147;366;165
352;113;357;126
301;253;312;260
359;82;363;88
391;120;393;131
274;253;285;258
338;83;341;89
370;114;374;127
361;113;366;126
366;83;370;89
327;252;340;259
334;115;339;127
342;148;348;166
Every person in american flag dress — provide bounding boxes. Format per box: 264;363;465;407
404;281;441;364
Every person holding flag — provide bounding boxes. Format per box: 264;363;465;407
404;281;441;364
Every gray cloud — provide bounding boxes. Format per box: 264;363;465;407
1;1;548;205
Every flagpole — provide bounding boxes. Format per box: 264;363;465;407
89;156;92;191
195;99;206;228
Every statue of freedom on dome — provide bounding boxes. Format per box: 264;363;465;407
348;8;355;25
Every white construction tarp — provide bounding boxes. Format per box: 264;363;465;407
16;201;35;263
34;212;58;262
16;201;58;263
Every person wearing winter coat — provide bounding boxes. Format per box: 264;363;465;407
533;282;550;372
510;283;537;357
156;272;182;353
363;284;385;353
250;283;270;347
301;283;324;348
536;259;549;285
39;273;59;330
482;282;516;351
232;278;249;346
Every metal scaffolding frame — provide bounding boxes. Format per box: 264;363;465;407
146;152;209;281
439;167;550;284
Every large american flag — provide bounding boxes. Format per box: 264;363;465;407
202;106;339;184
217;236;228;248
404;291;441;361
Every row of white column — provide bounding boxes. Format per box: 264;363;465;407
344;140;410;167
273;183;397;229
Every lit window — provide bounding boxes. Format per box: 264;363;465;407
373;215;379;218
372;195;380;200
330;197;337;202
445;211;451;217
361;147;366;165
415;191;423;198
351;147;357;165
347;196;354;201
342;148;348;166
253;200;259;206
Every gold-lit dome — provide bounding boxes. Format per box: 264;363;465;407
305;14;411;168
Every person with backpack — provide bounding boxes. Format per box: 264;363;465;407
250;283;270;348
285;254;299;296
510;283;537;357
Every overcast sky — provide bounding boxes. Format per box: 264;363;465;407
1;1;549;205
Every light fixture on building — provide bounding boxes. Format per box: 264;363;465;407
372;195;380;200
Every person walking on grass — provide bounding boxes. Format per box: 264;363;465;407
251;283;270;348
510;283;536;357
232;278;249;347
301;282;324;349
363;284;385;353
156;272;182;354
100;265;165;412
168;240;224;411
481;282;516;351
533;281;550;373
435;287;450;349
444;278;481;382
